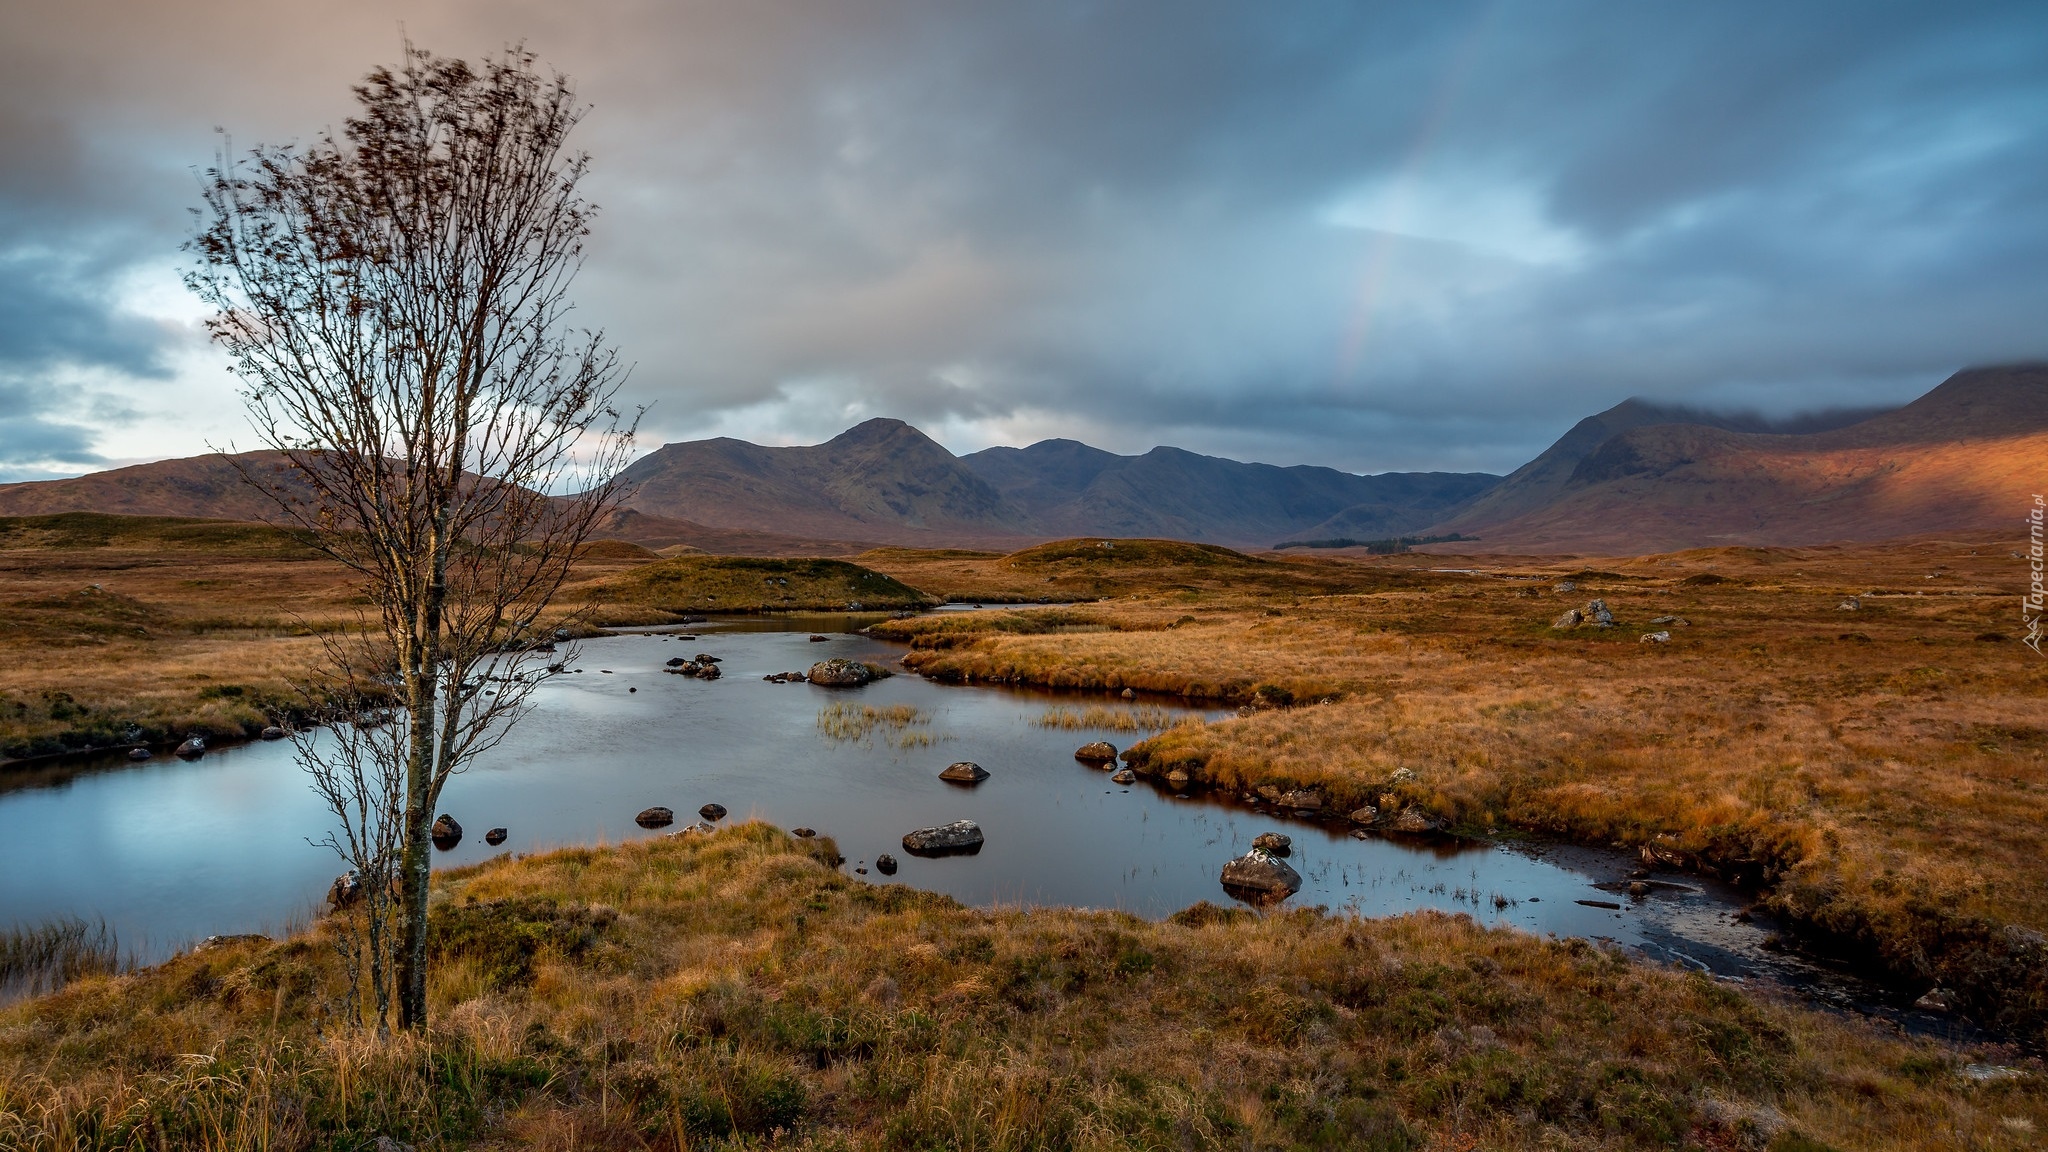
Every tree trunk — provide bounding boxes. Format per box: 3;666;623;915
396;658;438;1029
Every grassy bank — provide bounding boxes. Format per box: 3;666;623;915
862;536;2048;1041
0;513;656;763
4;824;2039;1150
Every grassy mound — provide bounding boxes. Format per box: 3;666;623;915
582;554;937;616
1001;537;1266;571
3;824;2029;1150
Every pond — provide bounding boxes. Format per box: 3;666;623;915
0;615;1964;1034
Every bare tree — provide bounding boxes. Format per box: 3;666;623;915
188;44;634;1029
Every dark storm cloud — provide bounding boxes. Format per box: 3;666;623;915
1;0;2043;475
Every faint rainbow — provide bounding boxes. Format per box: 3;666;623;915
1334;2;1502;386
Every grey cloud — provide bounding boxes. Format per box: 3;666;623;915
2;0;2044;475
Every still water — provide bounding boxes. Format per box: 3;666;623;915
0;615;1899;1017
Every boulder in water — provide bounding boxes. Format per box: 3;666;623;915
807;659;873;687
261;726;286;740
1074;741;1118;764
875;853;898;875
484;828;508;846
699;803;727;821
430;813;462;847
635;806;675;828
902;819;984;856
1251;832;1291;855
175;736;206;759
1110;768;1135;784
127;746;152;761
938;761;989;784
1220;851;1302;904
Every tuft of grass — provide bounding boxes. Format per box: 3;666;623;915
1036;704;1195;732
817;702;937;748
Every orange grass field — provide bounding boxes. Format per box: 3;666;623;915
859;534;2048;1043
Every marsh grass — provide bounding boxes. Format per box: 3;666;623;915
0;919;127;1003
817;702;938;748
4;825;2038;1150
1036;704;1193;732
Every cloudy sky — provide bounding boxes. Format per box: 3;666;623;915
2;0;2044;482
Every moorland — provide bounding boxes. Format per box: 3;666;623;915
2;516;2044;1149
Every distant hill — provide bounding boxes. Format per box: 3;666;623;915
1423;364;2047;554
0;452;303;522
959;441;1496;546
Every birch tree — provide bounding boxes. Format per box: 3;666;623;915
188;44;634;1029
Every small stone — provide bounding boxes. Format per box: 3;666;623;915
792;827;817;838
260;726;286;740
699;803;727;821
809;634;830;642
1640;630;1670;644
1913;987;1954;1012
1110;768;1135;784
1165;768;1191;785
1387;808;1445;834
1121;687;1136;699
484;828;508;846
175;736;206;758
1584;599;1615;626
1348;805;1380;824
1074;740;1118;764
1551;608;1583;629
1837;596;1861;611
635;806;675;828
127;746;151;761
875;853;898;875
1553;580;1577;593
1251;832;1291;854
939;761;990;784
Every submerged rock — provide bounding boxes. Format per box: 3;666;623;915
1220;850;1302;904
902;819;985;856
699;803;728;821
1074;741;1118;764
939;761;990;784
484;827;508;846
807;659;874;687
635;806;675;828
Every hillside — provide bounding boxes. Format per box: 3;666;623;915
1427;364;2048;554
615;419;1038;547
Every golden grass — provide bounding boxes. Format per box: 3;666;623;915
865;534;2048;1039
3;824;2039;1150
577;554;934;620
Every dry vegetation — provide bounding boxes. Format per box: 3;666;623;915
861;535;2048;1040
4;823;2040;1151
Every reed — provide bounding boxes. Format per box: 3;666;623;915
1035;703;1193;732
0;918;126;1003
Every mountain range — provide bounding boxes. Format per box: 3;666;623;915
2;363;2040;555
